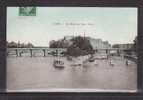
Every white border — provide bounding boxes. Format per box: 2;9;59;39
6;88;137;93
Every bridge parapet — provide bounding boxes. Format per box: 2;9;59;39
7;48;67;57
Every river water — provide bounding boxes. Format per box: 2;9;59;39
7;55;137;92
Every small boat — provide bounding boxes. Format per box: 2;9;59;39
53;50;65;69
109;60;114;66
71;63;82;67
94;60;98;66
53;60;65;68
125;60;132;66
88;56;95;62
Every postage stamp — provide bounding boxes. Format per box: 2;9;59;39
19;7;36;16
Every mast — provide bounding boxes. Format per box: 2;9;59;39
83;31;86;40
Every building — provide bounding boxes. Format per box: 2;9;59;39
87;37;111;49
112;44;133;49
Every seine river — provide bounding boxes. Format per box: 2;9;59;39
7;55;137;92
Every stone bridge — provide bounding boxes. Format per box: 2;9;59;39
7;48;67;57
7;47;135;57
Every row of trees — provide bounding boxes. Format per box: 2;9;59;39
49;39;70;48
7;41;34;48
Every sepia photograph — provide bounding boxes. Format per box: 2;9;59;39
6;7;137;92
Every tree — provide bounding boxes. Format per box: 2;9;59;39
71;36;93;52
112;44;120;48
49;41;59;48
133;36;137;53
68;36;94;56
49;36;94;57
7;41;34;48
27;43;34;48
8;41;17;48
49;39;71;48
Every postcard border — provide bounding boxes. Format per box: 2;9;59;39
0;0;143;99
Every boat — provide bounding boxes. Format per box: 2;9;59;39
94;60;98;66
53;49;65;69
71;63;82;67
88;55;95;62
53;60;65;68
109;60;114;66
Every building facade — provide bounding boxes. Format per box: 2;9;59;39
87;37;111;49
112;44;133;49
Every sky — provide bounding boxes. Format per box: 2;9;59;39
7;7;137;46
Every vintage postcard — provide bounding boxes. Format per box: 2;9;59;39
6;7;137;92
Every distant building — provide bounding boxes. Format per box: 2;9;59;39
112;43;133;49
87;37;111;49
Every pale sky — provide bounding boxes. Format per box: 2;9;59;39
7;7;137;46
